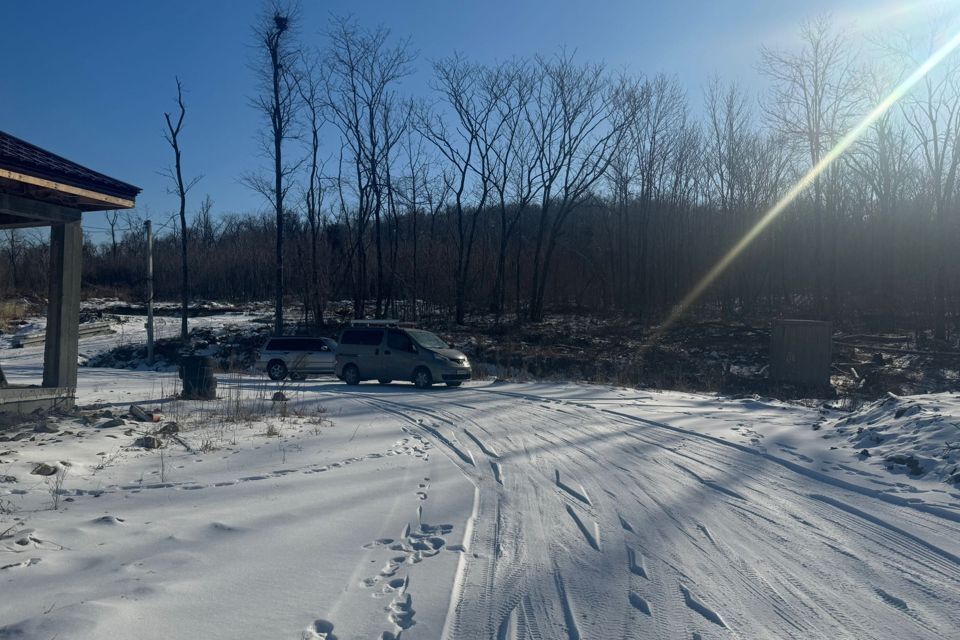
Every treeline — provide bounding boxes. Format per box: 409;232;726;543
2;11;959;338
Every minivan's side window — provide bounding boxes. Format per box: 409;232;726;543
341;329;383;346
268;338;333;351
387;329;413;352
290;338;309;351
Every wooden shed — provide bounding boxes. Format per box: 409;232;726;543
0;130;139;414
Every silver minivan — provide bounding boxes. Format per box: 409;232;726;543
334;323;471;388
256;336;337;380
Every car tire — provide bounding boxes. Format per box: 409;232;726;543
343;364;361;386
446;381;462;387
267;360;288;381
378;379;392;385
413;367;433;389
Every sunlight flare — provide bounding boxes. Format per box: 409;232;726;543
657;26;960;337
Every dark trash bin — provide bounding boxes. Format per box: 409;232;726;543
178;355;217;400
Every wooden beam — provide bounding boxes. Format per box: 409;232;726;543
0;192;82;224
0;212;53;229
0;168;135;209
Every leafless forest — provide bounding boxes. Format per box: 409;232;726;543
3;9;960;340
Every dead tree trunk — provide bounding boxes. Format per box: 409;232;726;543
163;77;200;343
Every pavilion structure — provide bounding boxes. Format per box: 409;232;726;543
0;130;139;415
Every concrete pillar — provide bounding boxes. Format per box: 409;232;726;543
43;220;82;389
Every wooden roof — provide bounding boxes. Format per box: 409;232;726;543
0;130;140;215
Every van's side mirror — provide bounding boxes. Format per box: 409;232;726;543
410;344;418;353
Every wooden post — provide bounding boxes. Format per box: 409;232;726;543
43;220;82;390
145;219;155;365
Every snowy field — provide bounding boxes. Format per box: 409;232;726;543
2;314;960;639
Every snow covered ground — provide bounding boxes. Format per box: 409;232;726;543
2;314;960;638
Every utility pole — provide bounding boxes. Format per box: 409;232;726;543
145;220;155;365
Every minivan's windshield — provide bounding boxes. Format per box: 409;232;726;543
407;329;449;350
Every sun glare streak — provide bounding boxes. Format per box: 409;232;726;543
654;27;960;340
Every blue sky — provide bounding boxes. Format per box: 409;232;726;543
0;0;945;234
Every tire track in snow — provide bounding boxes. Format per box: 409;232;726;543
464;428;500;458
808;493;960;566
668;461;747;502
626;546;648;578
555;469;592;506
498;392;956;633
475;386;960;524
491;461;504;485
497;604;520;640
463;392;740;636
554;572;582;640
347;395;532;640
341;396;490;639
679;584;726;628
628;591;652;616
564;504;600;551
355;393;617;638
345;386;960;638
420;422;475;467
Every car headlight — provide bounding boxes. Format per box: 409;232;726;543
432;352;447;362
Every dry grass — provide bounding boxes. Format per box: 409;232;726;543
149;370;337;452
0;301;26;333
48;466;69;511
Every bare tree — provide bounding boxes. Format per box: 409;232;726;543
602;76;650;313
295;49;328;329
704;78;752;312
378;98;411;316
104;210;121;264
761;15;862;316
162;77;201;342
897;30;960;340
324;17;413;318
192;195;218;247
489;61;538;324
3;230;22;290
56;18;960;343
247;0;302;335
849;65;915;310
395;128;437;320
525;53;637;322
704;79;750;215
420;56;513;324
629;74;688;317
